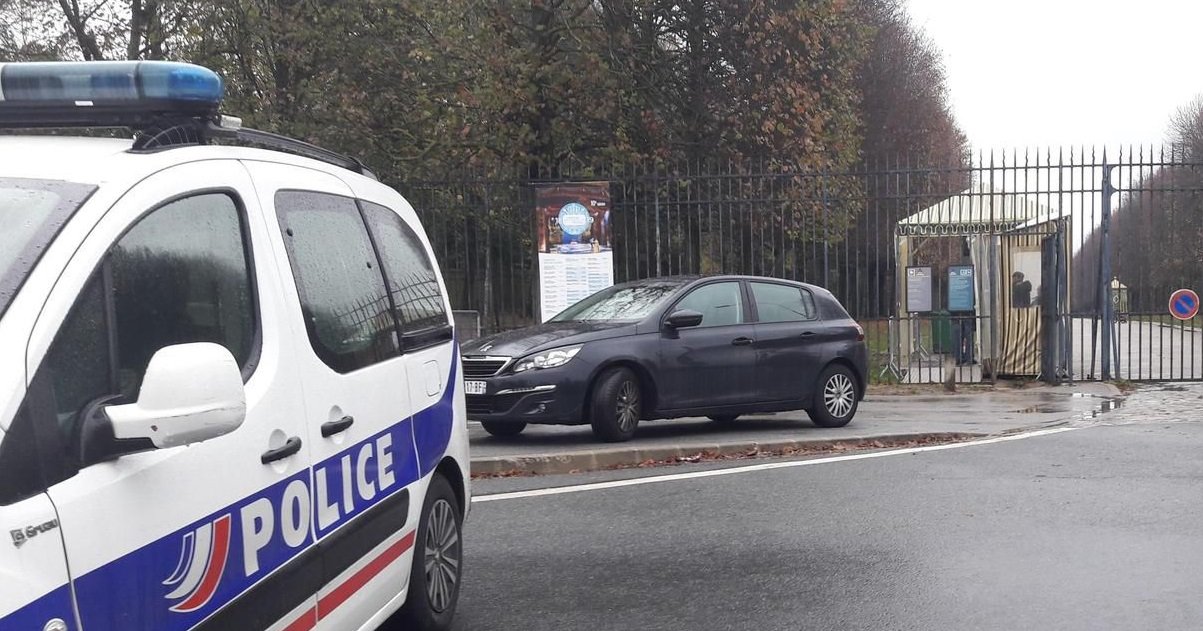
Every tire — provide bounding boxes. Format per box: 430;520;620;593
808;364;859;428
589;367;642;442
708;415;739;424
395;474;463;631
480;420;526;437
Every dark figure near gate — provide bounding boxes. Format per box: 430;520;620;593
955;316;976;366
1011;271;1032;308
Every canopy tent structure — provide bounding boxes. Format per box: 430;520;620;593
889;185;1072;382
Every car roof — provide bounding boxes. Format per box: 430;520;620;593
0;135;376;187
619;274;827;292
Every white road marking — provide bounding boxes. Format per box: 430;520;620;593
472;426;1080;503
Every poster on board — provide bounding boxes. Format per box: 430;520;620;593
536;182;614;321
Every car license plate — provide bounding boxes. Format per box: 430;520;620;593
465;380;487;395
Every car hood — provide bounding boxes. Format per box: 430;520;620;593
461;321;636;358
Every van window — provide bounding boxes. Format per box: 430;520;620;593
276;191;400;372
29;192;256;479
0;178;95;319
359;201;449;334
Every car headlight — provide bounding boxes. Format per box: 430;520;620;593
512;346;582;373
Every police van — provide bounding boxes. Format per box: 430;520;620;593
0;61;469;631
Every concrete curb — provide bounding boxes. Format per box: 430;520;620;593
470;431;986;477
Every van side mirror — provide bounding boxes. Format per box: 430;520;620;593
665;309;704;329
106;343;246;449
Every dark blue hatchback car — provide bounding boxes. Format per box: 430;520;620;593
460;275;868;442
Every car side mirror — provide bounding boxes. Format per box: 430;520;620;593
666;309;704;329
105;343;247;449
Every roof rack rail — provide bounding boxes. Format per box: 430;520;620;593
203;122;376;180
120;116;374;179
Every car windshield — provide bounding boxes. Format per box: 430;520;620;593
551;281;684;322
0;178;96;319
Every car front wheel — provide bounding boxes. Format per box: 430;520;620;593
395;474;462;631
808;364;859;428
590;367;642;442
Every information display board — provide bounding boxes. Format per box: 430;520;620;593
948;265;975;312
536;182;614;321
906;266;933;313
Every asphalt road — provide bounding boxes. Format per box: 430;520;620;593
468;383;1118;463
454;385;1203;630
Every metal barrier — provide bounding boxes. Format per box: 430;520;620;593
401;148;1203;382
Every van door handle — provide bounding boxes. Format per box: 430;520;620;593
731;337;754;346
321;415;355;437
261;436;303;464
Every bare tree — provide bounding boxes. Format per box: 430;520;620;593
46;0;198;60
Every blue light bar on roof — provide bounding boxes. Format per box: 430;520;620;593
0;60;223;106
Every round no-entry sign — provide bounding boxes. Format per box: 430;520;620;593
1169;288;1200;321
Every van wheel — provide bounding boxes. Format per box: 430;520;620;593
808;364;859;428
395;474;462;631
481;421;526;437
590;367;641;442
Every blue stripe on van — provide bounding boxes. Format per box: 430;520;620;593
1;584;75;630
413;341;458;477
0;354;459;630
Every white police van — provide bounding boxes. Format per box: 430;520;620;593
0;61;469;631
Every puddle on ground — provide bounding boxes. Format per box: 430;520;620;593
1015;405;1071;414
1069;397;1132;427
1084;398;1122;418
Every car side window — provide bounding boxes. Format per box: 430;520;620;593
359;201;449;335
276;191;399;373
26;193;255;479
675;282;744;327
750;282;816;323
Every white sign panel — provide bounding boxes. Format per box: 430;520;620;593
906;266;933;313
539;251;614;321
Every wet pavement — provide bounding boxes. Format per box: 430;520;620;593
456;382;1203;631
469;383;1122;474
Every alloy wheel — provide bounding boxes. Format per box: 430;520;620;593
423;498;461;613
616;380;640;432
823;373;855;419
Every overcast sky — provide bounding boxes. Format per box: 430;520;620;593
907;0;1203;152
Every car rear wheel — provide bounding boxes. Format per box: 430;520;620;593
480;421;526;437
708;415;739;424
395;474;462;631
808;364;859;428
590;367;641;442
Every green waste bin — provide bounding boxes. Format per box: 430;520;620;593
931;311;954;354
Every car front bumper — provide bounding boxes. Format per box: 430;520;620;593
463;369;589;425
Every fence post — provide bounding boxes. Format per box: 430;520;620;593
653;167;662;277
1098;162;1115;380
482;181;494;332
821;170;830;288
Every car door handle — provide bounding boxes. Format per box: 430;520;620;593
261;436;303;464
799;331;818;338
321;415;355;438
731;337;754;346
